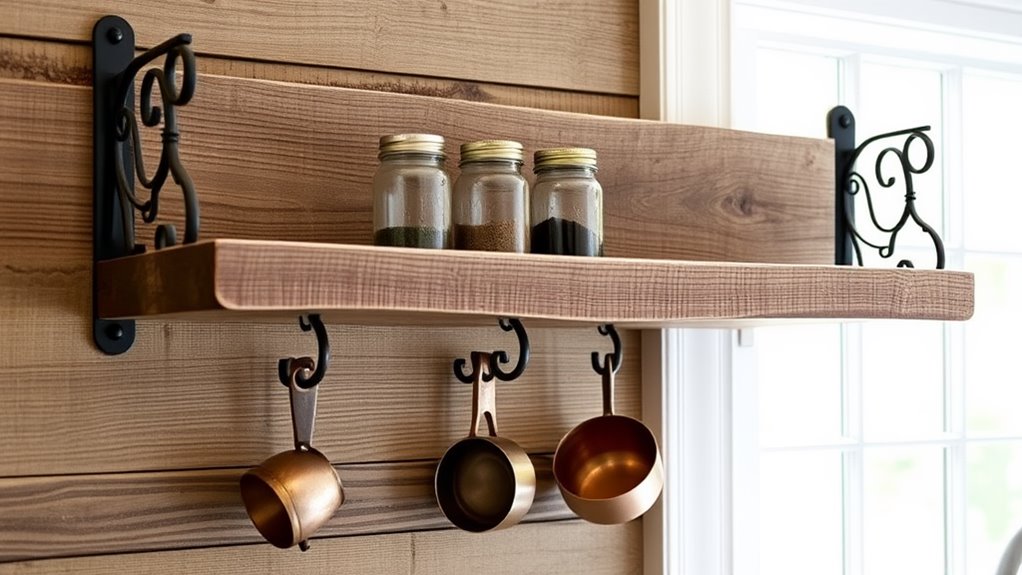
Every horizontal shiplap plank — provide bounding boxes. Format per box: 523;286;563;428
0;520;642;574
0;36;639;117
0;0;640;94
0;76;834;267
97;240;975;325
0;456;581;562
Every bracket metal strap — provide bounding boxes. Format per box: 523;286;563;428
93;15;199;354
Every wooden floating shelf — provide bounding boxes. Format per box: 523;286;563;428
96;239;975;327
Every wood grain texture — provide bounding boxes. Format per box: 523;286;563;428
97;240;976;325
0;76;835;266
0;36;639;117
0;456;582;562
0;0;639;94
0;520;642;574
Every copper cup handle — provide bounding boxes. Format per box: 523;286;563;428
601;354;615;417
469;351;498;438
288;356;318;451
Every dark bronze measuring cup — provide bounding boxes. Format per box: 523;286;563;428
435;351;536;532
241;358;344;550
553;353;664;524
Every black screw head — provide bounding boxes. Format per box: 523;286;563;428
107;27;124;44
839;114;852;128
105;323;124;341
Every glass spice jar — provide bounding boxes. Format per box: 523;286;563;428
452;140;529;252
373;134;451;249
530;148;603;256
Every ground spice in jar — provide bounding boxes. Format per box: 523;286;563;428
530;217;603;256
454;221;524;252
374;226;447;249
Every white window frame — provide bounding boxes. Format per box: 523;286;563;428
641;1;1022;574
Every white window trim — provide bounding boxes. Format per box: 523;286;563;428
643;329;737;575
640;0;732;125
641;1;1022;574
639;2;734;574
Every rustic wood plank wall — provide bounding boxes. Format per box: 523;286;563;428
0;1;648;572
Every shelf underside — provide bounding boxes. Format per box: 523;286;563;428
95;240;975;327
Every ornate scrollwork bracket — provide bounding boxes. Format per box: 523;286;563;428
828;106;945;270
93;15;199;354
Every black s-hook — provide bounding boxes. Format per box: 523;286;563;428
453;318;531;383
591;324;622;376
278;314;331;389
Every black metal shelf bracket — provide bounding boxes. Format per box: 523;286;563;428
828;106;945;269
93;15;199;354
453;318;531;384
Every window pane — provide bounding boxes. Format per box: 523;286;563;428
963;72;1022;252
755;49;839;138
861;321;945;440
760;451;843;575
968;443;1022;575
855;63;945;261
965;254;1022;435
863;447;945;575
757;325;843;446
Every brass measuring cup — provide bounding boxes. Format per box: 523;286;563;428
553;351;664;524
241;358;344;550
435;351;536;532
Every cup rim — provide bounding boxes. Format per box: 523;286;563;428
552;413;662;502
434;435;536;532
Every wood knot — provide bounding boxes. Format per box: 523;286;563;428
726;189;756;217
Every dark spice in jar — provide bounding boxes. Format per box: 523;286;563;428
374;226;447;249
454;221;524;252
530;217;603;256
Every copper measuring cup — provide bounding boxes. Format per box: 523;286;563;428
553;343;664;525
241;358;344;550
435;351;536;532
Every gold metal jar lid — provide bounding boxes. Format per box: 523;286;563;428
533;147;598;171
378;134;445;158
459;139;524;165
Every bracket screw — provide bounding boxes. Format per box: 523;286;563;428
839;114;852;128
105;323;124;341
107;27;124;44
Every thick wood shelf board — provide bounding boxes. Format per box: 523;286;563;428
97;240;975;326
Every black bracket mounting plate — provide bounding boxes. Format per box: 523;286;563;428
92;15;199;355
828;106;856;266
93;15;137;355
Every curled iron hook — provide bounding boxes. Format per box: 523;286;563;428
591;324;622;376
278;314;330;389
453;318;531;383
